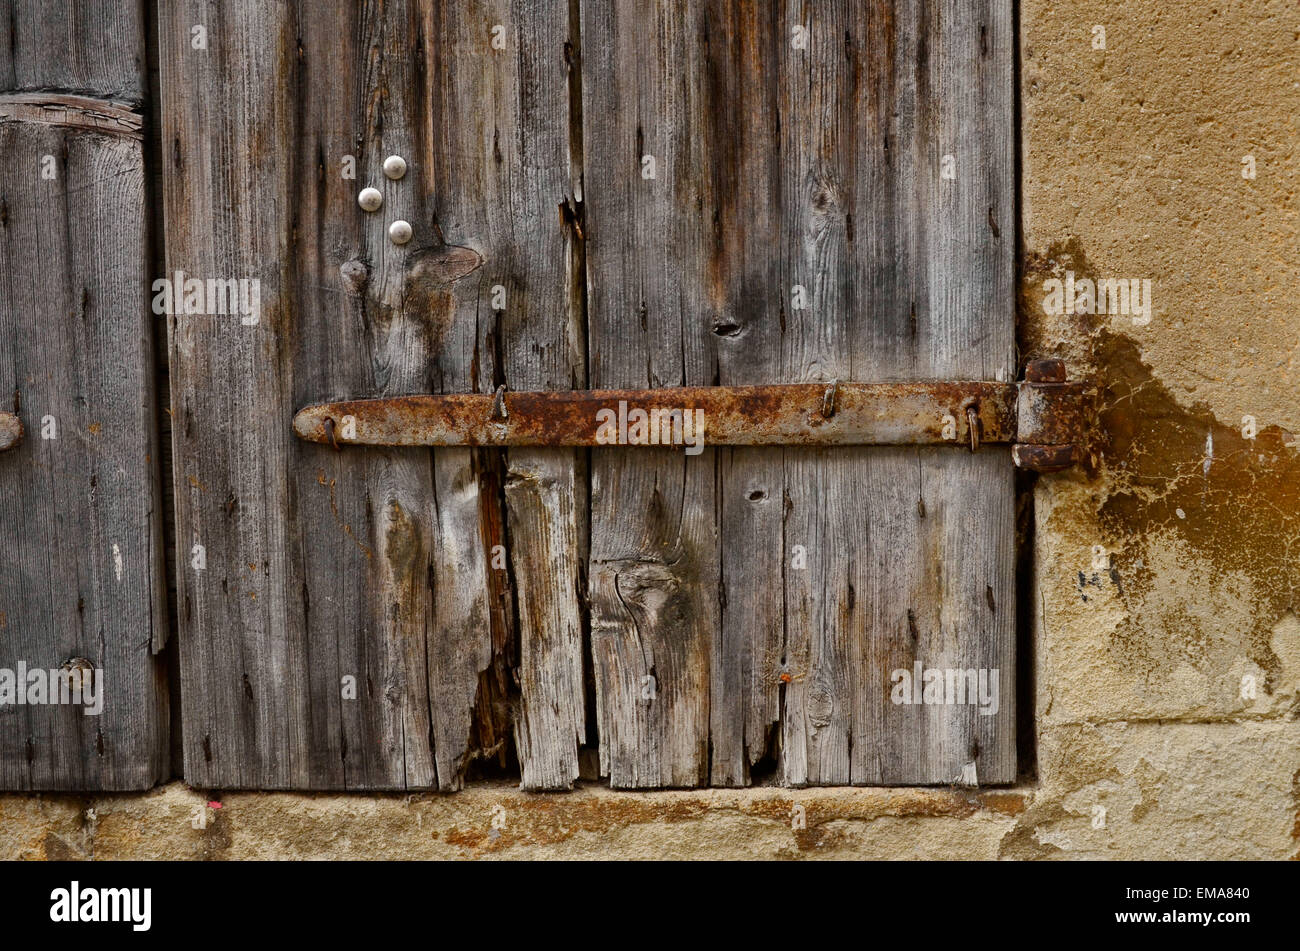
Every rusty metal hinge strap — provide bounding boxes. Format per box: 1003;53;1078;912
293;361;1094;472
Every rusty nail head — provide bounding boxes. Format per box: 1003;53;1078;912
490;385;508;421
324;417;341;451
822;379;838;418
1025;358;1068;383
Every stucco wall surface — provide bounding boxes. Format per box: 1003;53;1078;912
1012;0;1298;859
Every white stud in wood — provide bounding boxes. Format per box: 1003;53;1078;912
357;187;382;211
388;220;413;244
382;155;407;180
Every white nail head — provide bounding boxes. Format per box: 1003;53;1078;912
389;220;413;244
383;155;407;180
357;187;383;212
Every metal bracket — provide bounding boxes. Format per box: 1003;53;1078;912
294;360;1095;473
1012;359;1096;473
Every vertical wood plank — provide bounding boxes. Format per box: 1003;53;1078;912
0;1;168;789
704;3;786;788
778;0;1016;784
581;0;722;788
0;1;147;103
160;1;309;788
426;0;587;791
160;0;431;788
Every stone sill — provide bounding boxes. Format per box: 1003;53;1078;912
1;781;1034;860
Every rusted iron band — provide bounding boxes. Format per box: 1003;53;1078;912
293;382;1029;449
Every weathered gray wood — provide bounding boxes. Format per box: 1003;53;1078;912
695;1;787;787
581;0;1016;786
425;0;587;791
716;446;784;785
0;93;169;789
777;0;1016;783
0;1;146;104
160;0;582;789
581;0;721;788
155;0;1013;791
505;449;587;789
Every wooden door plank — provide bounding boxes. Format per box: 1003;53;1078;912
159;0;312;787
160;0;582;789
0;1;146;101
581;0;725;788
426;0;588;791
161;1;433;789
0;87;168;786
777;0;1016;784
703;3;786;788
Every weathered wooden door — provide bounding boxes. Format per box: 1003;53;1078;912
0;0;1014;792
160;0;585;791
159;0;1014;791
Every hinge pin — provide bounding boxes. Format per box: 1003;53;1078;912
1012;358;1092;473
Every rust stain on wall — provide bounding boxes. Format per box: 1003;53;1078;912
1021;238;1299;692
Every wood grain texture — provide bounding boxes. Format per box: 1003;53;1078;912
580;0;1015;786
160;0;582;789
776;0;1016;784
0;94;142;138
581;0;721;788
156;0;1013;790
160;0;309;789
426;0;587;791
0;0;147;103
696;0;786;787
0;98;169;789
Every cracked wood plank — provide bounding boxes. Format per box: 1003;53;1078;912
0;13;168;789
423;0;588;791
581;0;721;788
